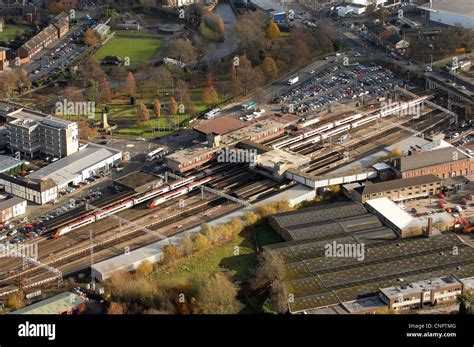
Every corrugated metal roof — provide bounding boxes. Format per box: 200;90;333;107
27;144;122;187
365;197;414;230
11;292;84;314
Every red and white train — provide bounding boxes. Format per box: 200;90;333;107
51;164;234;238
275;96;429;151
148;177;212;208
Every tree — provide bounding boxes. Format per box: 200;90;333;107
6;291;25;310
458;292;474;314
249;252;288;313
84;80;100;104
233;11;267;63
136;103;150;124
84;28;99;46
162;245;180;264
202;85;219;107
260;56;278;81
48;2;65;15
126;72;137;98
136;260;153;277
265;20;281;39
206;72;215;88
180;232;195;256
194;233;211;251
107;302;126;314
165;38;197;64
153;99;161;119
168;97;178;116
100;77;112;104
244;211;259;227
78;121;98;141
194;272;240;314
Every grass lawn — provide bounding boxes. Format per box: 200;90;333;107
94;36;163;65
254;224;284;247
0;24;30;42
153;230;257;284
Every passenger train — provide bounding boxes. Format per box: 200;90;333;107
52;164;233;238
274;96;429;151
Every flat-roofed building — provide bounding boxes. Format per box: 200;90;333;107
10;291;85;314
379;276;463;311
1;102;79;158
390;147;473;179
166;118;285;172
344;174;442;202
418;0;474;29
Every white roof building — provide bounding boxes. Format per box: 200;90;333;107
419;0;474;29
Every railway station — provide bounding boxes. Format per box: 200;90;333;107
113;171;164;195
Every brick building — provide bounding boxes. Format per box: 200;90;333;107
18;24;57;59
0;46;8;71
390;147;474;179
344;174;442;202
0;195;26;222
379;276;463;311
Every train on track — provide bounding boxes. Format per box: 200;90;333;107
52;164;233;238
273;96;430;150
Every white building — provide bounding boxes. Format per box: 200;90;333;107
349;0;387;6
27;143;122;191
419;0;474;29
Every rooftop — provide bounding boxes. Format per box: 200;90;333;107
250;0;287;13
193;116;246;135
114;171;163;191
393;147;470;172
419;0;474;17
365;197;414;230
265;233;474;313
0;195;24;211
11;292;84;314
27;144;122;187
0;155;22;173
380;276;462;299
355;174;441;196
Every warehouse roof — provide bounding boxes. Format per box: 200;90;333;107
365;197;414;230
355;174;441;196
27;144;122;187
419;0;474;17
268;201;367;230
265;233;474;313
11;292;84;314
392;147;470;172
193;116;246;135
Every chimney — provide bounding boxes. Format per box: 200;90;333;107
424;217;433;237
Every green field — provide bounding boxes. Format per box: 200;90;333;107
0;24;30;42
94;36;163;65
153;230;257;283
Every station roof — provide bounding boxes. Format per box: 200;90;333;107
27;144;122;187
365;197;414;230
114;171;163;190
193;116;246;135
11;292;84;314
